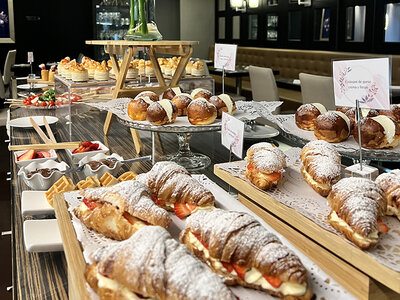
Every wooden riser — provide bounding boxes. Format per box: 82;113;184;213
214;164;400;295
238;193;400;300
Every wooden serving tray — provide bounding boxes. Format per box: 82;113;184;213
214;163;400;298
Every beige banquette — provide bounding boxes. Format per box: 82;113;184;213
208;46;400;106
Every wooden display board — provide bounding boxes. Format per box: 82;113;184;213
214;164;400;299
86;40;199;154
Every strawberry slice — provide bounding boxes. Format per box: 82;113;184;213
35;152;45;158
152;195;165;206
17;150;36;161
262;274;282;288
83;198;100;211
123;212;136;225
232;264;248;281
264;172;281;182
81;141;91;147
89;143;99;150
247;164;255;171
37;150;51;158
193;232;209;249
174;203;197;219
378;219;389;233
222;262;234;273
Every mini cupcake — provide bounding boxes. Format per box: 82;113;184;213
71;64;89;82
126;60;139;79
57;57;70;77
94;60;110;81
191;61;205;76
185;60;193;75
63;60;77;80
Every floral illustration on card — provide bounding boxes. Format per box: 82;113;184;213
338;66;352;94
360;83;378;104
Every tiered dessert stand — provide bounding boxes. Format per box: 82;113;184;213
85;40;199;154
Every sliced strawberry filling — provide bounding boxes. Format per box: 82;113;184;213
174;203;197;219
263;274;283;288
122;212;150;226
191;231;283;290
378;219;389;233
83;198;101;210
247;165;281;182
152;195;165;206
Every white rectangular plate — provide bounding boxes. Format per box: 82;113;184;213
21;190;54;217
23;219;63;252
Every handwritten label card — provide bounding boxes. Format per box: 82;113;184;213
332;58;390;110
27;52;34;63
214;43;237;71
221;112;244;159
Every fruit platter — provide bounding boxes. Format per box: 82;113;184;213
23;89;82;108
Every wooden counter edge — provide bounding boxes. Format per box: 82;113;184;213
238;193;369;300
214;164;400;294
53;194;89;300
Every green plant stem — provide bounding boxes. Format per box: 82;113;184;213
138;0;148;35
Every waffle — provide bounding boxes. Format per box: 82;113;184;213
77;175;101;190
100;172;119;187
45;176;75;207
118;171;137;181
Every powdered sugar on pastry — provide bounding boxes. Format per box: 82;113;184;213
93;226;236;300
246;142;287;172
80;180;171;227
184;209;308;285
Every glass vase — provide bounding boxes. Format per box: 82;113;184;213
125;0;163;41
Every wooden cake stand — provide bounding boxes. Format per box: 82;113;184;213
86;40;199;154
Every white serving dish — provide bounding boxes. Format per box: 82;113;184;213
14;149;57;167
8;116;59;128
244;125;279;139
78;153;123;178
23;219;63;252
66;140;109;164
21;191;54;217
18;160;69;190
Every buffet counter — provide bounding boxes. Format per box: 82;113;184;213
9;104;232;299
9;103;399;299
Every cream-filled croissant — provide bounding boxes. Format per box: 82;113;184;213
245;142;287;190
300;140;341;196
136;161;214;218
180;209;313;299
74;180;171;240
327;177;388;249
86;226;237;300
376;169;400;220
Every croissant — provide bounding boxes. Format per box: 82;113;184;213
180;209;313;300
300;140;341;196
327;177;388;249
74;180;171;240
136;161;214;218
244;142;287;190
376;169;400;220
86;226;237;300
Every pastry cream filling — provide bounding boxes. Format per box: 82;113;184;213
302;169;331;189
96;272;151;299
311;103;327;114
331;111;351;131
141;96;153;105
371;115;395;144
330;211;379;242
361;108;370;118
77;203;146;231
191;88;206;98
219;94;234;114
172;87;181;95
158;99;173;122
387;204;400;217
187;232;307;297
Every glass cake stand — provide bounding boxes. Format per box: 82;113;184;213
117;116;221;171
